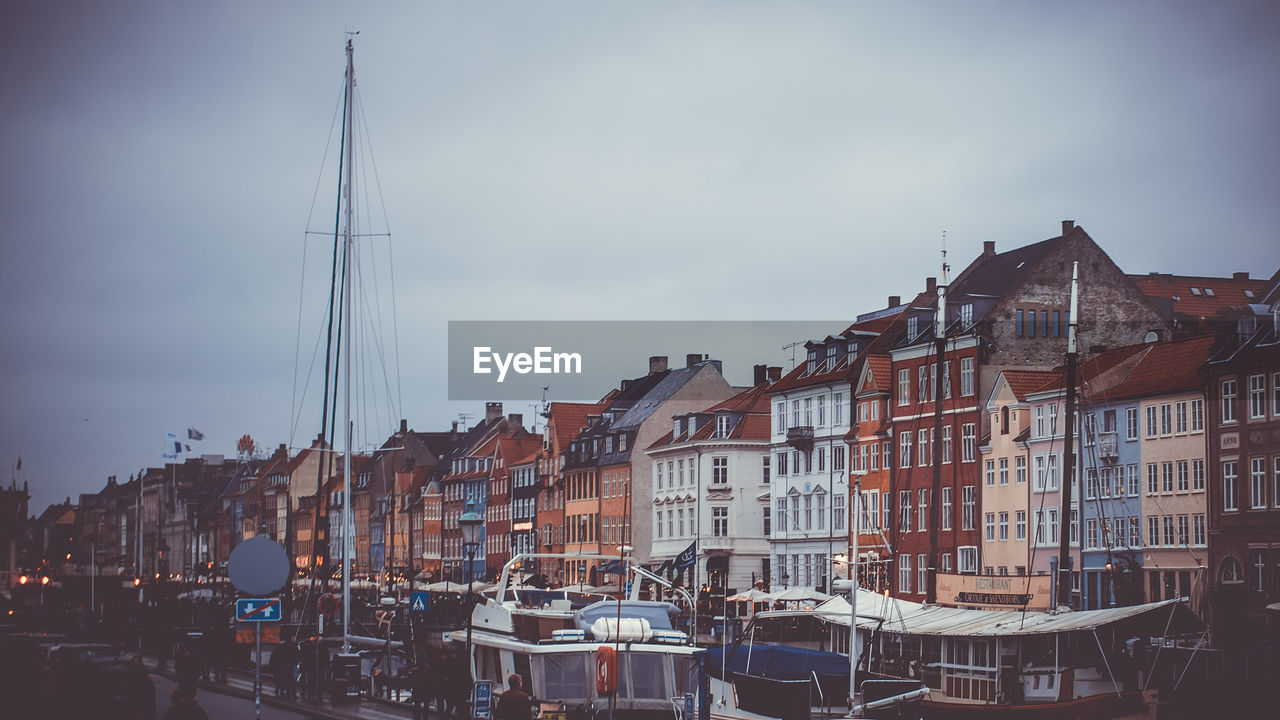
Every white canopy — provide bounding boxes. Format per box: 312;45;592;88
726;588;773;603
796;590;1202;637
772;587;831;603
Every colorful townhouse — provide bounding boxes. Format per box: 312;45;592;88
646;368;777;597
850;351;899;592
977;369;1059;608
538;401;603;585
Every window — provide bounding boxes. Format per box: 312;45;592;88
833;445;845;472
712;507;728;537
791;491;801;529
1163;516;1175;546
834;393;845;425
1035;406;1045;438
1251;457;1266;509
833;493;845;531
986;459;997;486
941;487;952;531
1162;462;1174;493
960;303;973;327
776;452;787;476
1126;407;1138;441
898;489;912;531
1128;464;1140;496
898;369;910;406
817;396;826;426
1086;519;1098;549
712;456;727;485
919;366;929;405
1222;379;1237;423
942;425;952;463
804;398;812;426
999;512;1009;541
816;490;826;531
1175;402;1187;433
793;400;801;428
962;423;976;462
919;428;930;466
775;402;786;433
958;546;978;574
656;462;664;490
1146;406;1158;438
1177;461;1189;492
1191;398;1204;431
1147;464;1158;495
776;497;787;533
1148;516;1159;546
1193;514;1205;545
1220;556;1243;584
870;442;879;471
999;457;1009;485
1017;456;1027;484
1016;309;1024;336
1178;515;1189;545
962;486;975;530
677;509;685;537
1049;404;1058;435
918;489;928;532
900;431;912;468
1223;461;1238;511
763;505;771;537
1275;457;1280;508
1016;510;1026;540
899;554;912;593
762;455;770;484
961;357;974;396
1249;375;1266;419
918;554;928;591
804;493;813;530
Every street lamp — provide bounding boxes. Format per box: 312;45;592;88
459;498;484;682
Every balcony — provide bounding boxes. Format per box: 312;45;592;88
787;426;815;449
1097;432;1118;461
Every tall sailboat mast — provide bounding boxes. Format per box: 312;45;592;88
1057;262;1080;609
341;35;356;654
926;235;948;604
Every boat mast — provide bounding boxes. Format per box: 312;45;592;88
1056;262;1079;609
341;35;356;654
926;235;948;605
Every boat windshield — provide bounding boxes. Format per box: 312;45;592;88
575;600;678;632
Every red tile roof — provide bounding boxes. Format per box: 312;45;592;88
546;401;605;451
648;382;774;448
1087;336;1216;402
859;355;893;395
1129;273;1266;322
1001;370;1062;401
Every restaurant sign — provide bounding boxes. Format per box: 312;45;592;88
936;573;1053;610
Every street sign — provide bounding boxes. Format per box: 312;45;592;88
236;626;281;644
236;597;282;622
472;680;493;720
228;536;290;596
410;592;431;613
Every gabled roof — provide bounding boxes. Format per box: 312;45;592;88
999;370;1062;402
1129;272;1267;322
1086;336;1216;402
857;355;893;395
546;401;606;451
950;237;1061;301
648;381;773;449
611;362;716;431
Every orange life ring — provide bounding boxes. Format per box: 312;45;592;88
595;645;617;695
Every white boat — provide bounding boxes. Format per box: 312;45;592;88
450;554;705;720
707;588;1206;720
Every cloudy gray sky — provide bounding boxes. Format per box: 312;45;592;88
3;1;1278;513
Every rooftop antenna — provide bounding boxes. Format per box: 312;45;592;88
457;412;475;430
782;341;804;369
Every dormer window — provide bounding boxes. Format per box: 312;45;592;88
687;416;698;435
618;434;628;452
1244;289;1255;299
674;418;682;438
906;316;918;339
605;435;614;454
1190;287;1202;296
1204;288;1216;297
716;414;731;438
825;344;837;371
807;348;818;374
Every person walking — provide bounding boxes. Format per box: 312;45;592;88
161;687;210;720
495;674;532;720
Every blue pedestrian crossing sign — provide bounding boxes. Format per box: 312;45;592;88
410;592;431;613
235;597;282;622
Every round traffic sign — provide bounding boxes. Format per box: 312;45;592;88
228;536;290;596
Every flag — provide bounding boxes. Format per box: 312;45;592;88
187;428;204;441
673;541;697;571
164;432;183;461
654;558;673;576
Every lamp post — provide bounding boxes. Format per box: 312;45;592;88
459;498;483;683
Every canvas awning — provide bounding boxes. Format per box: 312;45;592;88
799;590;1205;637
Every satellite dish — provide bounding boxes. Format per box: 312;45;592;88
228;536;290;596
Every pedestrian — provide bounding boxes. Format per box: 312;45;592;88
161;687;210;720
175;645;199;696
128;655;157;720
409;659;432;720
495;674;532;720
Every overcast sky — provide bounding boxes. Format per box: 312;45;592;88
3;1;1278;514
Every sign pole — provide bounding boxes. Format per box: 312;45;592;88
255;621;262;720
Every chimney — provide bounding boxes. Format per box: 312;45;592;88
887;295;901;308
620;379;633;392
1233;271;1250;281
649;356;668;374
983;241;995;257
485;402;503;423
508;413;523;429
754;364;768;385
1061;220;1075;236
686;353;706;368
400;419;408;434
767;366;783;383
278;443;288;458
926;277;936;293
